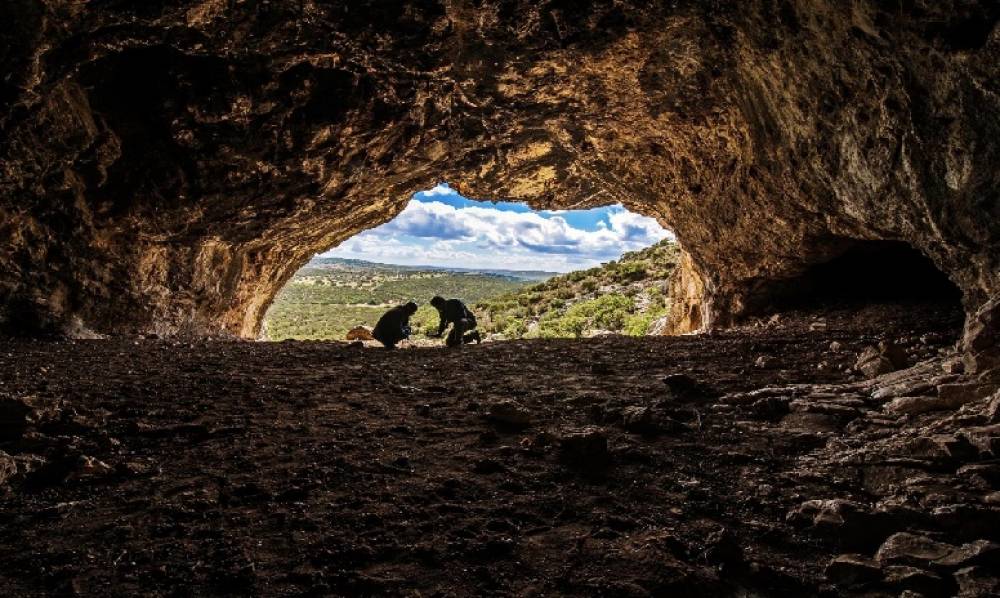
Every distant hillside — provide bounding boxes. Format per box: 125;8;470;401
475;239;679;339
304;257;557;282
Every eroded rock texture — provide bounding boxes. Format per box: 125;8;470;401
1;1;998;340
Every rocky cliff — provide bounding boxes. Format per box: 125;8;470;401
1;1;998;358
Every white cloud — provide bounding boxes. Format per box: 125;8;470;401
322;199;672;272
416;183;455;197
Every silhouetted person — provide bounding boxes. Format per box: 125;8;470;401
372;302;418;349
429;296;481;347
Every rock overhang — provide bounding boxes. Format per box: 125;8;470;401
0;1;995;363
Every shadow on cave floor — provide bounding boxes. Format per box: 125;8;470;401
0;301;993;596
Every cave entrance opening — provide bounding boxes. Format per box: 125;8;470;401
262;184;675;342
746;239;964;328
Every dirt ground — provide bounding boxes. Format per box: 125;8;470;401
3;302;998;597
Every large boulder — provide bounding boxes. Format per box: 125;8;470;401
964;299;1000;375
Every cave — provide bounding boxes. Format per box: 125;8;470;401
2;1;1000;595
0;0;997;349
744;239;965;314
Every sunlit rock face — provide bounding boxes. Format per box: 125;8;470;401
0;1;998;342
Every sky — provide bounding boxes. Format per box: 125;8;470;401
320;184;673;272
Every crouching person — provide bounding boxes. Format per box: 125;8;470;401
372;302;418;349
429;296;481;347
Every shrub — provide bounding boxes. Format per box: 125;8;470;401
617;261;647;282
624;304;670;336
502;319;528;339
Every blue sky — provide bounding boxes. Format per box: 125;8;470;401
321;184;673;272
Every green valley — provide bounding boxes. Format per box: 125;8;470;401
263;259;545;341
263;242;679;342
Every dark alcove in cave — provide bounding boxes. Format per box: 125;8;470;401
747;240;964;316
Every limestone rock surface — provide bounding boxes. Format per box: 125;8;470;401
0;1;997;346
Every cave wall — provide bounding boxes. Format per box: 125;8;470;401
0;1;998;344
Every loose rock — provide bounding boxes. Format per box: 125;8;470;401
954;566;1000;597
875;532;955;567
345;326;374;341
486;401;532;428
825;553;882;586
0;451;16;486
882;565;950;596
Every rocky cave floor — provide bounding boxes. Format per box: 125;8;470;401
2;302;1000;597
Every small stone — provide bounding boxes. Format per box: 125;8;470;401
954;566;1000;597
933;540;1000;569
621;406;654;433
920;332;942;345
986;391;1000;423
486;401;532;428
903;434;978;460
855;346;896;378
856;341;910;378
937;383;990;407
0;451;16;485
957;463;1000;485
875;532;955;567
754;356;772;368
872;378;936;401
825;554;882;586
885;395;959;415
787;499;864;529
71;455;113;479
882;565;949;596
345;326;374;341
809;320;828;331
942;358;965;375
930;504;1000;540
829;341;843;352
962;298;999;375
958;424;1000;457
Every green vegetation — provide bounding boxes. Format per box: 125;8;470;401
265;303;445;342
475;239;678;339
264;241;679;342
263;259;537;341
